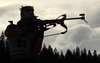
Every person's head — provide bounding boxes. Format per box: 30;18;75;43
20;6;36;19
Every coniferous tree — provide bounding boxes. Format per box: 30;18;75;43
65;49;73;63
72;49;76;56
93;50;97;57
59;51;64;63
80;48;87;63
60;51;64;58
81;48;87;58
40;44;47;55
54;48;59;55
48;45;53;53
53;48;59;63
47;45;54;63
0;32;6;62
0;32;5;52
75;47;80;57
39;44;48;63
93;50;98;63
88;50;92;57
75;47;81;63
87;50;92;63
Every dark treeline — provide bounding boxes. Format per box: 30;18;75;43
39;44;100;63
0;32;100;63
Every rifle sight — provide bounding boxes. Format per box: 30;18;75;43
79;14;85;17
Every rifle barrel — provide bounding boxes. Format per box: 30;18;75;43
65;17;83;20
39;17;83;24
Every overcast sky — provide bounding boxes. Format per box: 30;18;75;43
0;0;100;54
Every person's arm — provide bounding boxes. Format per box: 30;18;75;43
5;29;22;37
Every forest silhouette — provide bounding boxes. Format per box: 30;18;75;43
0;32;100;63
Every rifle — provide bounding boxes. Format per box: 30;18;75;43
38;13;88;37
8;14;88;37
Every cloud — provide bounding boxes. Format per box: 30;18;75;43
63;24;92;44
79;39;100;51
90;27;100;39
50;24;93;53
68;24;92;43
50;24;100;54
